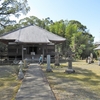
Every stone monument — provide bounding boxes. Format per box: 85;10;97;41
23;58;28;68
65;48;75;73
90;53;94;63
87;56;91;64
55;52;60;66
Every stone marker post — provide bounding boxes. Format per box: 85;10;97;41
46;55;52;72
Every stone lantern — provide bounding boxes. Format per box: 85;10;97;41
65;48;75;73
65;56;75;73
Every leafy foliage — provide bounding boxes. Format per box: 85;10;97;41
0;0;30;29
0;13;95;59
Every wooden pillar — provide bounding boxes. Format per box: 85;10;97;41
46;45;48;54
22;45;24;61
42;46;44;62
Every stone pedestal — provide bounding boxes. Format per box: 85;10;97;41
46;55;52;72
65;57;75;73
88;57;91;64
65;68;75;73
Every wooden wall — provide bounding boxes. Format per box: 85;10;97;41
7;44;55;62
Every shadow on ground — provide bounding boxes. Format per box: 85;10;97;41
44;66;100;100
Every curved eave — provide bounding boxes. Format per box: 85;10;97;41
49;39;66;43
0;39;15;44
15;42;50;44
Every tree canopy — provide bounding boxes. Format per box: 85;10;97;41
0;13;95;59
0;0;30;29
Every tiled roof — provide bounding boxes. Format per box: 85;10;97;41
0;25;66;43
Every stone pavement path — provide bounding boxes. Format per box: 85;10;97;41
15;64;56;100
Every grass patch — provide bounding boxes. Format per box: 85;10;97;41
41;60;100;99
0;64;27;100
